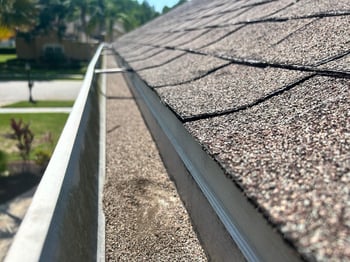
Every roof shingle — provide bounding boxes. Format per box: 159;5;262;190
114;0;350;260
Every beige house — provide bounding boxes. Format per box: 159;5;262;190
16;31;98;61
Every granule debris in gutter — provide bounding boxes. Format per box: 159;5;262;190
104;57;207;261
184;76;350;261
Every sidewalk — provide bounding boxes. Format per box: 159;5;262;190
0;188;36;261
0;80;82;106
0;108;72;114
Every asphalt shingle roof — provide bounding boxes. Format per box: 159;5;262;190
138;53;229;87
156;65;307;120
114;0;350;260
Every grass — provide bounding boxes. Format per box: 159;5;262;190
3;100;75;108
0;54;17;63
0;113;69;161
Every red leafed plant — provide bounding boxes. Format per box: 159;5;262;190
10;118;34;162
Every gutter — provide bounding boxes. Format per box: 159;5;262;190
115;51;303;262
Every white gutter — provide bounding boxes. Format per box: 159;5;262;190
5;44;105;262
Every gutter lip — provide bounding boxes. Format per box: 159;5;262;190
115;51;303;262
97;47;107;262
94;67;132;74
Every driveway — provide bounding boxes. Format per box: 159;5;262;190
0;80;82;106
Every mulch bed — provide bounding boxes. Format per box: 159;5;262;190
0;162;43;205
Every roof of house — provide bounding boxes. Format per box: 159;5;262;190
113;0;350;260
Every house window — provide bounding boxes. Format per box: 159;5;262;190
43;44;65;62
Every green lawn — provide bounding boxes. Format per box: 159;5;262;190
0;113;69;161
3;100;75;108
0;54;17;63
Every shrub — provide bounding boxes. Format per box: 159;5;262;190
0;48;16;54
10;118;34;162
34;149;51;168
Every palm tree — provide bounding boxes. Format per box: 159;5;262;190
34;0;70;37
0;0;38;31
68;0;104;42
98;0;161;42
85;0;105;40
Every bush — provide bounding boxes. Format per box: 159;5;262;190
34;149;51;168
10;118;34;162
0;48;16;54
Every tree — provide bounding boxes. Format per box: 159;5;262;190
135;1;158;25
5;0;161;42
86;0;105;39
162;0;186;14
69;0;90;41
0;26;15;40
34;0;69;36
103;0;159;40
67;0;106;41
162;6;171;14
0;0;39;33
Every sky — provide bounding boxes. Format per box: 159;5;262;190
137;0;180;13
